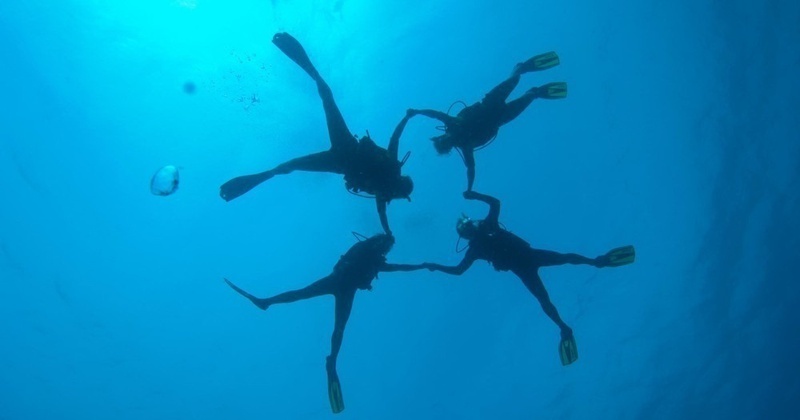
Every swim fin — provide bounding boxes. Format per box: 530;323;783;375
535;82;568;99
327;370;345;414
559;335;579;366
604;245;636;267
219;171;273;202
517;51;560;73
272;32;320;79
223;278;269;310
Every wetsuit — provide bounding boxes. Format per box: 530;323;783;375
411;66;547;191
219;33;413;234
426;191;602;340
224;234;426;413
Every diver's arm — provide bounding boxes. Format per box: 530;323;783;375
463;148;476;192
377;198;391;235
381;263;428;272
463;190;500;225
387;113;412;160
425;256;475;276
409;108;459;126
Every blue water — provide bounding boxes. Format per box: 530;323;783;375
2;1;798;418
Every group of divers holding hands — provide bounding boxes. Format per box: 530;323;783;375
220;32;635;414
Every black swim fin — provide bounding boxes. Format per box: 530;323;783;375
219;171;273;202
223;278;269;310
272;32;319;79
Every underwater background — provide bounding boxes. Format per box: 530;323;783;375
1;0;798;418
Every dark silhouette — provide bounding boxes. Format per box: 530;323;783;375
220;33;414;234
409;51;566;191
224;233;426;413
422;190;635;365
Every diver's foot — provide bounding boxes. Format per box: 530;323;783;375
514;51;560;76
325;355;336;374
252;298;269;311
224;278;270;310
560;326;574;341
219;172;272;202
594;255;609;268
272;32;319;79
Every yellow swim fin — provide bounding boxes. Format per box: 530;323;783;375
605;245;635;267
519;51;560;72
328;373;345;414
559;335;579;366
537;82;568;99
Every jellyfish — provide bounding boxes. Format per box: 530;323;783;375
150;165;180;196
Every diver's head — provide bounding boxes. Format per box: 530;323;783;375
456;214;478;240
388;175;414;201
368;233;395;256
432;133;455;155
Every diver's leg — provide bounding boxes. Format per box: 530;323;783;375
219;152;343;201
326;289;356;413
516;268;572;337
272;33;355;154
315;78;357;154
327;289;356;368
265;276;336;307
482;74;521;105
499;91;538;126
528;248;599;268
270;151;345;175
224;276;334;310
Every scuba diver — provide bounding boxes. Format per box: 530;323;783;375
224;233;426;414
408;51;567;191
422;191;635;365
219;32;414;234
